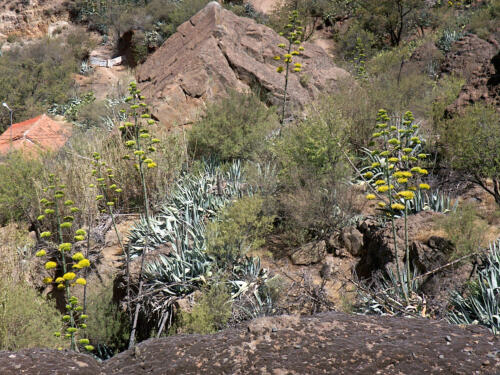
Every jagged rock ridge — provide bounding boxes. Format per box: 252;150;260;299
137;1;350;126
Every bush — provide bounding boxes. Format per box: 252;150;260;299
438;203;487;260
0;151;45;227
0;280;62;350
438;104;500;205
176;282;232;334
0;225;61;350
274;97;357;244
206;195;275;264
188;91;279;161
0;36;83;131
85;278;130;356
467;0;500;40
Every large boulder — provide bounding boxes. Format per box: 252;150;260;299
0;312;498;374
136;1;350;126
441;34;500;115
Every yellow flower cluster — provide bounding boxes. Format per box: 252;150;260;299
363;109;431;213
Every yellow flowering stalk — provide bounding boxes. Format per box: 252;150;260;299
361;109;431;299
38;173;91;352
275;9;304;125
120;81;162;347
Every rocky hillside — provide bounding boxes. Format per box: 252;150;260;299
0;0;68;38
137;1;350;126
1;312;498;374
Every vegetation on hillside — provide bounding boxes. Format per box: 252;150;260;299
0;0;498;357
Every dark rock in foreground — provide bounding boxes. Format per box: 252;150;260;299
0;312;498;374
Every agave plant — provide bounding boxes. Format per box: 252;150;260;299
436;28;465;53
406;188;458;214
356;268;426;317
447;238;500;334
126;160;274;335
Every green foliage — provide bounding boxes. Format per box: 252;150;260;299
436;28;465;53
276;97;350;185
0;35;90;131
85;278;130;356
431;75;466;126
357;0;430;46
447;238;500;334
438;104;500;205
177;282;232;334
0;280;62;350
37;173;91;351
70;0;211;47
438;202;487;260
337;23;378;62
270;0;357;40
0;225;62;350
362;109;431;299
0;151;44;226
206;195;275;264
188;91;279;161
467;0;500;40
274;97;357;244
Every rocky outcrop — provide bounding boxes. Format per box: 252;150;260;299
1;312;498;374
290;240;327;265
136;1;350;126
441;34;500;115
0;0;68;39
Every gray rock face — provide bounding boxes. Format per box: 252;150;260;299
136;2;350;126
1;312;498;374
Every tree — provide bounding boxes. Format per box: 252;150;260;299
358;0;428;46
439;104;500;206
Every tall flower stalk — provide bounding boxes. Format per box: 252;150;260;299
275;9;304;125
37;174;93;352
119;81;160;347
89;152;129;315
363;110;430;297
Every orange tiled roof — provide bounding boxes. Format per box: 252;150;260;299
0;114;72;155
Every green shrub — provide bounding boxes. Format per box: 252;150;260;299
188;91;279;161
336;22;379;61
85;278;130;355
357;0;430;46
177;282;232;334
274;97;357;244
0;225;61;350
0;36;81;131
467;0;500;40
430;74;465;126
438;104;500;205
206;195;275;264
438;203;487;260
276;97;351;186
0;151;45;226
0;280;62;350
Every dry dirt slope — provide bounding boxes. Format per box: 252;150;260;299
0;312;498;374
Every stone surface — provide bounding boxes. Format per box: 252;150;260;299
137;1;350;126
0;0;67;39
340;226;364;257
440;34;500;115
290;240;327;265
1;312;498;374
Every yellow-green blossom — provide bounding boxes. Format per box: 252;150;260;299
391;203;405;210
45;261;57;270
